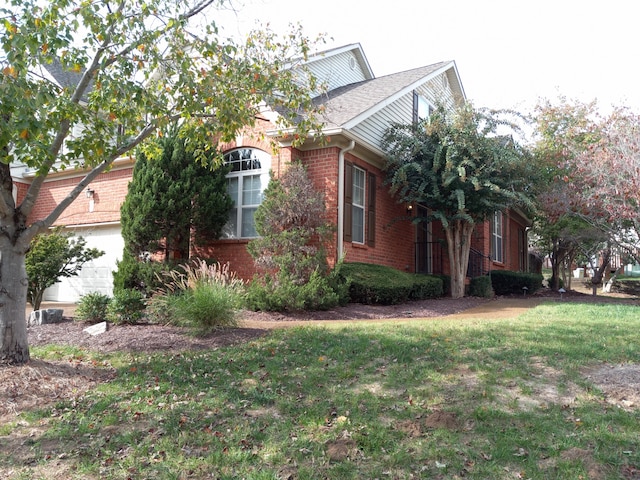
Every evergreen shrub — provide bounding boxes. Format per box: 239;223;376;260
107;289;146;324
245;266;349;312
469;275;493;298
75;292;111;323
490;270;544;295
341;262;443;305
410;274;444;300
113;250;172;296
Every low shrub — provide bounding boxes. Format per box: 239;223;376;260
409;274;443;300
106;289;146;324
75;292;111;323
340;263;443;305
245;266;349;312
469;275;493;298
112;250;174;296
432;274;451;296
490;270;543;296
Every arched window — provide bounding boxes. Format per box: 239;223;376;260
222;148;271;239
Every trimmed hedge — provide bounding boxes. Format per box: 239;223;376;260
490;270;543;295
469;275;493;298
340;262;443;305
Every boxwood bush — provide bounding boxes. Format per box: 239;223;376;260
340;262;443;305
469;275;493;298
490;270;543;295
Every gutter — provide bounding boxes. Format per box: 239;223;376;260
337;140;356;260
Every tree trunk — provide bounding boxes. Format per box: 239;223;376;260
0;244;30;365
590;248;611;296
445;220;474;299
32;288;44;311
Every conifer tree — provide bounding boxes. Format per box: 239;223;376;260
120;128;232;261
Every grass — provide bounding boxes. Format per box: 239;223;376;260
3;301;640;479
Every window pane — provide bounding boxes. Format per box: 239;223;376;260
223;208;238;238
241;207;257;237
227;177;238;206
353;168;365;206
352;206;364;243
492;211;504;262
242;175;263;206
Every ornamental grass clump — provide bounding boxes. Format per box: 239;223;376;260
151;259;243;333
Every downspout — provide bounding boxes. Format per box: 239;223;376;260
337;140;356;260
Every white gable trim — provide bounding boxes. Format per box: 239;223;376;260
342;62;463;130
303;43;375;80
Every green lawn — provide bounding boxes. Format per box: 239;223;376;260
3;302;640;479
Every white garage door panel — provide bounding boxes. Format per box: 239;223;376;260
43;225;124;303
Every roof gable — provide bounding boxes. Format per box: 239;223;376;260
314;60;465;130
300;43;374;95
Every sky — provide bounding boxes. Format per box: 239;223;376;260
214;0;640;115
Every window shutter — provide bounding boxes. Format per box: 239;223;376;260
344;162;353;242
367;173;376;247
412;91;419;124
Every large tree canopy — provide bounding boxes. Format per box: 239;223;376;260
532;98;640;291
0;0;324;364
383;103;535;298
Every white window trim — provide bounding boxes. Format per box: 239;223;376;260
413;91;434;123
223;148;271;239
492;211;504;263
352;166;366;244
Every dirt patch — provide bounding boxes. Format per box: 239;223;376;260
584;363;640;410
0;358;115;417
325;437;359;462
424;410;460;430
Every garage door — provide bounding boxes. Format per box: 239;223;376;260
44;225;124;302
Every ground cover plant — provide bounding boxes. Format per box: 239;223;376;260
1;301;639;479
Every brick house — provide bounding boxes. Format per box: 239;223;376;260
14;43;530;301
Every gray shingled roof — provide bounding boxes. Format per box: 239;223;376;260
42;57;93;101
313;61;450;129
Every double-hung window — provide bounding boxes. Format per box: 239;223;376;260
223;148;271;239
413;91;434;124
491;211;504;263
344;162;376;246
351;166;366;244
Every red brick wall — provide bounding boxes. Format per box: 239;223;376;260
26;167;132;226
197;142;418;280
341;153;414;272
193;240;256;280
300;149;415;273
15;181;29;205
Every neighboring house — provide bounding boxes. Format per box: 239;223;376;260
15;43;530;302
